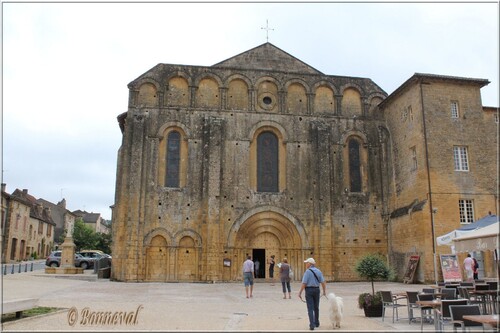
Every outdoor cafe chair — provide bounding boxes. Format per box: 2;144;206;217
473;284;491;314
486;281;497;291
417;293;435;330
457;287;468;299
449;304;482;333
442;287;457;299
486;281;498;314
381;291;406;323
406;291;421;324
436;299;468;331
422;288;435;294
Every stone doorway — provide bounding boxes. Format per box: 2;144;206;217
146;235;168;282
252;249;265;278
250;232;280;279
229;207;308;282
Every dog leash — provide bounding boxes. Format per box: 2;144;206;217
299;294;328;303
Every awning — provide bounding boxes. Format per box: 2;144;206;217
453;222;499;253
436;214;498;246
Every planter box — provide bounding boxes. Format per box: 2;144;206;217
363;303;383;317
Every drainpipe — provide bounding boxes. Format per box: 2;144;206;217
419;79;438;284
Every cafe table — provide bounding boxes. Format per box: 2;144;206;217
416;299;442;331
462;314;499;328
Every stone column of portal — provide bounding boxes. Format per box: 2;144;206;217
202;116;225;281
311;121;334;281
123;113;147;281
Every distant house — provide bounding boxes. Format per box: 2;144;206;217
36;198;77;244
72;210;110;234
1;186;57;262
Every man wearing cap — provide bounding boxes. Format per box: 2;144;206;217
298;258;326;330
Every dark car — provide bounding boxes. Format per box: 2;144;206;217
45;251;94;269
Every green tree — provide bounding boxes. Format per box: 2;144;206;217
355;253;392;296
72;218;98;251
95;232;112;255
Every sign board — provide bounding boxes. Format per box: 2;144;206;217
223;258;231;267
440;254;462;282
403;255;420;284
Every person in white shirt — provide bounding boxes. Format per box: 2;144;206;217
242;255;254;298
463;253;474;282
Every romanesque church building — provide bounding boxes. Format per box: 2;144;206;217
111;43;498;283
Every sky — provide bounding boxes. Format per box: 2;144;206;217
2;2;499;220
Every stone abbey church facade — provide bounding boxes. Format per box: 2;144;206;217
111;43;498;283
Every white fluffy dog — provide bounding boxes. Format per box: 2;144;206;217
327;292;344;329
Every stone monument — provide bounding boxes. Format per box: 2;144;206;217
45;215;83;274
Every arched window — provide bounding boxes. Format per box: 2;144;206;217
166;131;181;187
257;131;279;192
349;139;362;192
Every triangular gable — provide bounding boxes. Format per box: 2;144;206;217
212;43;323;74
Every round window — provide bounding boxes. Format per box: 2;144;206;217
258;92;277;111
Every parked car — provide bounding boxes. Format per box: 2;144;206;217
79;250;112;259
45;251;94;269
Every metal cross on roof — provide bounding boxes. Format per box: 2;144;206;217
261;19;274;42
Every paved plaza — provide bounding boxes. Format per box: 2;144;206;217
0;268;495;332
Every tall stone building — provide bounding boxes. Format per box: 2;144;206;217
112;43;498;283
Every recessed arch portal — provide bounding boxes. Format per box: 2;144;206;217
228;207;307;280
228;206;307;249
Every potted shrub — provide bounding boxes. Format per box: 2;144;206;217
355;253;392;317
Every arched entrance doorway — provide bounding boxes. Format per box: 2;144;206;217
177;236;197;281
146;235;168;282
228;206;307;281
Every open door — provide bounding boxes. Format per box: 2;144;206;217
252;249;265;278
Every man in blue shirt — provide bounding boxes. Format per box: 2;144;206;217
298;258;326;330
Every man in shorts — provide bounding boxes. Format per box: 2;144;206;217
243;255;254;298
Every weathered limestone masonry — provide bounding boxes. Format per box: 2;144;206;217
379;74;498;282
112;43;498;283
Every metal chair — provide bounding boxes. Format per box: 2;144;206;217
417;293;435;330
380;291;406;323
449;304;482;332
441;287;457;300
486;281;497;290
457;286;467;299
422;288;435;294
406;291;420;324
486;281;498;314
436;299;468;331
474;284;490;314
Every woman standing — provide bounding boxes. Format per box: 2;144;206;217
268;255;275;285
472;257;479;280
280;257;292;299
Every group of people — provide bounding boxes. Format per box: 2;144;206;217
463;253;480;281
242;255;327;331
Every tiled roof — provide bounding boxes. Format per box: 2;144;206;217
11;189;56;226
